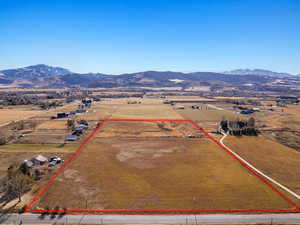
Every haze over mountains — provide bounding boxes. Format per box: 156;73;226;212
224;69;296;77
0;64;299;89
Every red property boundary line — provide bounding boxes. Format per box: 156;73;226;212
25;118;300;213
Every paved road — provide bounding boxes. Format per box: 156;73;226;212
220;132;300;200
1;213;300;224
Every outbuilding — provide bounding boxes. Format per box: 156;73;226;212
66;135;78;141
33;155;48;165
176;105;185;109
57;112;69;118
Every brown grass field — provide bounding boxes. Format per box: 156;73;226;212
35;120;68;129
111;104;183;119
177;107;240;131
224;136;300;202
0;101;80;126
0;109;44;125
96;121;202;138
1;98;299;212
221;104;300;152
32;121;294;211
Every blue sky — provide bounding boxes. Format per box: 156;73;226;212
0;0;300;74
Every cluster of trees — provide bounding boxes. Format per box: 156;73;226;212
39;101;64;110
66;119;88;130
0;129;9;145
224;99;261;106
0;95;39;105
0;91;76;107
219;117;258;136
0;165;33;205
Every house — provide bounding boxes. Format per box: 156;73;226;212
33;155;48;165
66;135;77;141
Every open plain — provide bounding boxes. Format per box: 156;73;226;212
30;119;296;211
0;95;300;214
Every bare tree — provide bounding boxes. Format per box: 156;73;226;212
0;129;8;145
66;119;75;130
5;171;33;203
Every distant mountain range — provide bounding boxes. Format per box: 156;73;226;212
224;69;296;77
0;64;298;89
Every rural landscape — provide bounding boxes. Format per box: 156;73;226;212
1;0;300;224
0;65;299;217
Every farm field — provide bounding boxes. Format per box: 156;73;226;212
177;106;239;131
223;136;300;203
1;97;299;213
111;104;183;119
259;105;300;151
31;121;294;211
0;109;44;125
0;101;80;126
35;119;69;130
96;121;202;138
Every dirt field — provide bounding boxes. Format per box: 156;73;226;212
96;121;202;138
32;121;294;211
224;136;300;200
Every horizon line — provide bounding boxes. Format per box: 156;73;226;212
1;63;299;76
